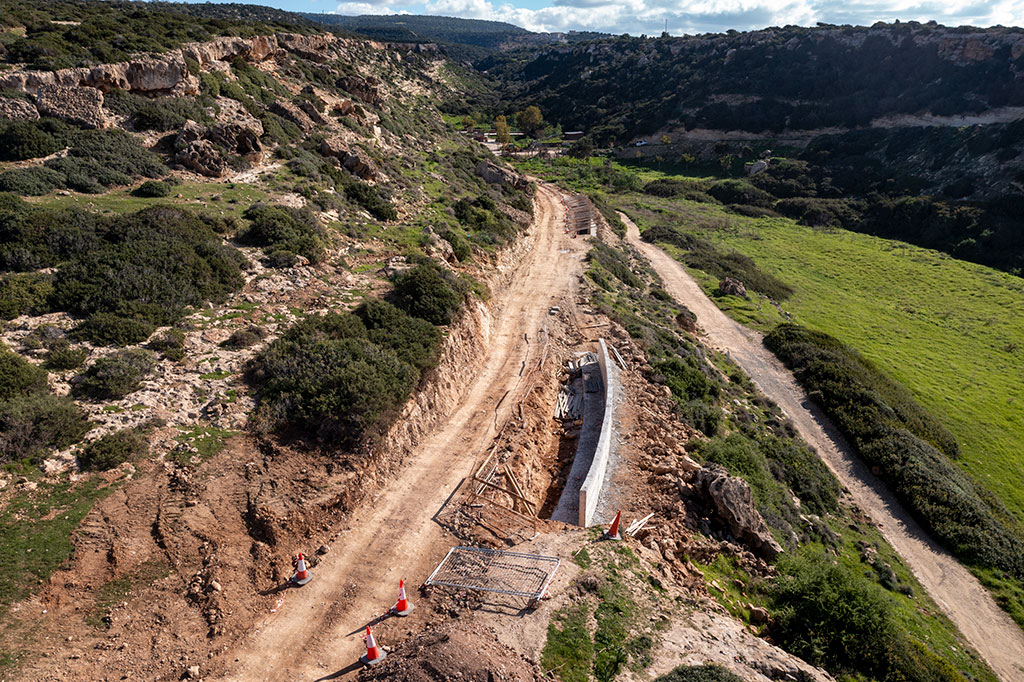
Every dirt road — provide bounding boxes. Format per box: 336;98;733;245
622;212;1024;682
211;184;582;681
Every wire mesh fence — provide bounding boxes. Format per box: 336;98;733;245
425;547;560;600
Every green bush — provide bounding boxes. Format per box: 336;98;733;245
654;665;742;682
45;344;89;370
73;349;155;401
642;225;794;301
49;206;247;327
588;241;642;288
147;329;185;361
132;180;172;198
78;429;146;471
765;323;1024;581
0;166;64;195
707;180;775;208
453;195;517;245
221;326;264;350
70;313;155;347
441;228;471;262
0;348;90;463
343;180;398;222
770;550;968;682
0;120;61;161
392;263;462;325
0;272;53;319
240;203;324;264
247;303;441;444
0;348;48;400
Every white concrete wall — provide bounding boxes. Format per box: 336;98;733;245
579;338;615;527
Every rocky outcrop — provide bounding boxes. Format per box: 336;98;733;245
475;161;529;190
332;99;356;117
297;100;329;126
693;465;783;560
0;97;39;121
209;122;262;159
35;84;107;129
277;33;336;63
336;75;382;105
718;277;747;297
180;35;279;68
320;137;378;180
175;122;228;177
269;101;316;133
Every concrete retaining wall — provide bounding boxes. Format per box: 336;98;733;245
579;338;615;527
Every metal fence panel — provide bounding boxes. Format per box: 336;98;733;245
425;547;560;600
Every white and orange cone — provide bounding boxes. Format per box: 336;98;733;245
391;579;414;616
290;552;312;585
360;625;387;666
605;510;622;541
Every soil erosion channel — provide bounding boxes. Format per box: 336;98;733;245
622;211;1024;682
215;184;583;681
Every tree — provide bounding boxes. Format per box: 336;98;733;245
660;134;672;146
567;135;593;159
679;153;695;168
495;115;511;146
516;106;544;138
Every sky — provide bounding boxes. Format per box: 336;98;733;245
186;0;1024;35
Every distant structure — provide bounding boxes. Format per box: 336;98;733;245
747;159;769;176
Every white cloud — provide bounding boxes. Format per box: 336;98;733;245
335;0;1023;33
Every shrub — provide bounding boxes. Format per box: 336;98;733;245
50;206;247;327
0;348;48;401
0;392;91;464
765;323;1024;581
0;166;64;195
240;203;324;264
770;550;968;682
247;303;441;444
147;329;185;361
441;228;471;262
221;326;264;350
132;180;172;198
74;349;156;401
343;180;398;222
654;665;743;682
0;120;61;161
392;263;462;325
78;429;146;471
642;225;793;301
0;272;53;319
707;180;775;208
45;344;89;370
0;348;90;463
355;298;441;372
70;313;155;347
453;195;516;245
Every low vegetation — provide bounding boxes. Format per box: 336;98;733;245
0;348;90;464
77;429;146;471
73;349;156;401
247;299;441;445
239;203;325;265
766;324;1024;583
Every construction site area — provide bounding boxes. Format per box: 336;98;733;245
3;182;845;682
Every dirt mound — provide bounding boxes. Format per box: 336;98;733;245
360;626;540;682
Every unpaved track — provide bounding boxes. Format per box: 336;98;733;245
623;212;1024;682
214;184;582;681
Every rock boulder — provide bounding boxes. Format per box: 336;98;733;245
0;97;39;121
475;161;529;190
35;84;107;129
718;276;747;297
269;101;316;132
693;465;783;560
320;137;378;181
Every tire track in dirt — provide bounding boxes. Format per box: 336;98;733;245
212;184;583;681
622;211;1024;682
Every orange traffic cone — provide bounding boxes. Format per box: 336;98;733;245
605;511;622;541
360;625;387;666
290;552;312;585
392;579;414;616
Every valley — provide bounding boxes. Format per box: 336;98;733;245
0;3;1023;682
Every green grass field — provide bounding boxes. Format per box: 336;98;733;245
622;195;1024;531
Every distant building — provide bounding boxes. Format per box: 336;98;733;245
564;131;585;141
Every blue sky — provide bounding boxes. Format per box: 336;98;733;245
184;0;1023;35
